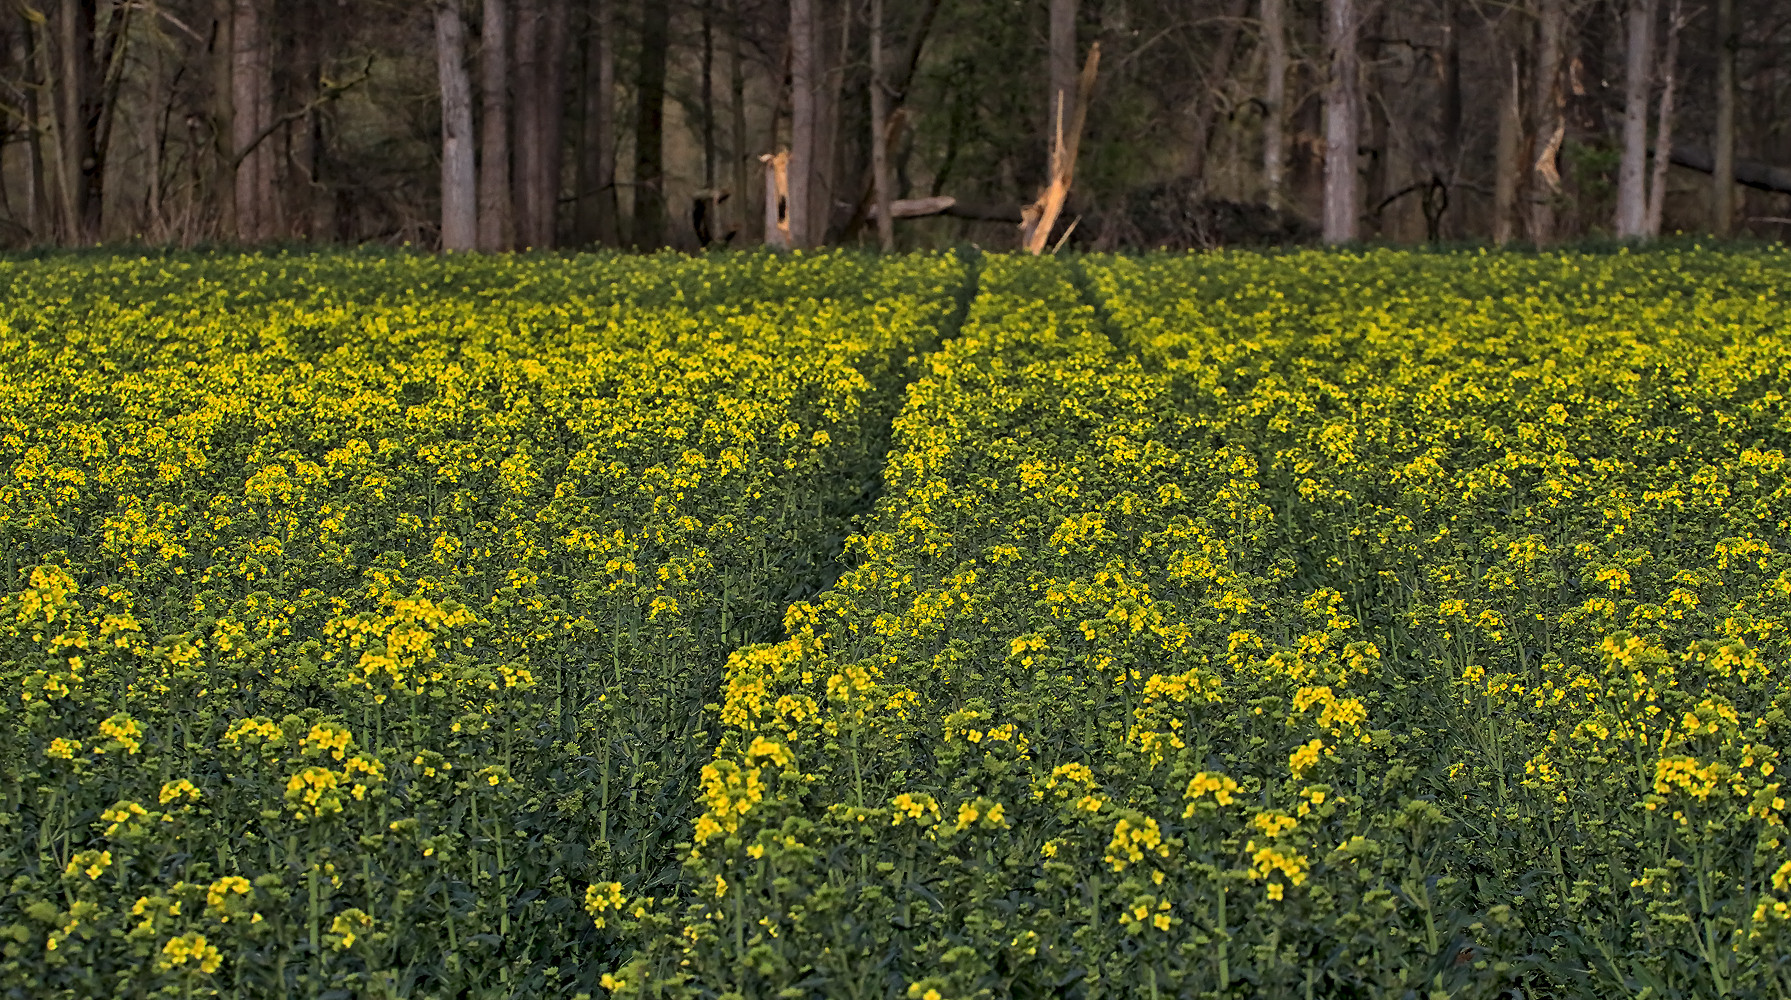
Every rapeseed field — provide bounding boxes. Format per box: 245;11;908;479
2;246;1787;999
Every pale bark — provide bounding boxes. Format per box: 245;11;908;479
437;0;477;250
1261;0;1286;210
1527;0;1565;244
1321;0;1357;243
1493;51;1520;245
762;149;789;248
1048;0;1075;167
575;0;617;246
1615;0;1656;239
231;0;271;242
787;0;814;247
631;0;668;246
1712;0;1734;235
1644;0;1683;238
870;0;893;251
479;0;513;250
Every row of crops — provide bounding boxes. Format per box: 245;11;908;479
0;250;970;997
2;246;1789;998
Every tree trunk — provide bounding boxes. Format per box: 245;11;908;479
437;0;477;250
730;0;751;243
575;0;617;245
1321;0;1357;243
1615;0;1655;239
231;0;272;242
479;0;514;250
511;0;541;246
814;0;848;243
1711;0;1734;235
870;0;893;251
1644;0;1682;238
536;0;569;246
700;0;715;192
1493;51;1520;244
13;14;46;239
1048;0;1075;167
1262;0;1286;210
631;0;669;247
1528;0;1565;244
788;0;815;248
57;0;96;239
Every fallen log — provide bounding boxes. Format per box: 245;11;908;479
1670;146;1791;196
868;196;958;220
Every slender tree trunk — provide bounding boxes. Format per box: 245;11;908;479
869;0;892;250
511;0;541;246
57;0;95;239
437;0;477;250
13;15;45;239
211;0;232;239
231;0;271;242
1321;0;1358;243
1528;0;1565;244
479;0;513;250
730;0;751;243
1431;0;1460;239
1711;0;1734;235
1048;0;1075;168
251;2;273;235
1493;51;1520;244
575;0;616;245
1615;0;1655;238
536;0;569;246
788;0;814;247
631;0;668;246
701;0;715;192
1644;0;1682;238
813;0;847;243
1262;0;1286;210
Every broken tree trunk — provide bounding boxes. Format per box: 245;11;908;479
761;150;790;248
1021;41;1099;255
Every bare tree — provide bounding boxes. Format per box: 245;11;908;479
1711;0;1734;234
1644;0;1685;237
1261;0;1286;210
575;0;617;246
511;0;541;245
232;0;273;242
537;0;569;245
1615;0;1656;238
1493;47;1520;244
870;0;893;250
632;0;669;246
1322;0;1358;243
1528;0;1566;244
437;0;476;250
1048;0;1075;165
479;0;513;251
788;0;814;247
729;0;751;243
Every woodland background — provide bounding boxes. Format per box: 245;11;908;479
0;0;1788;252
